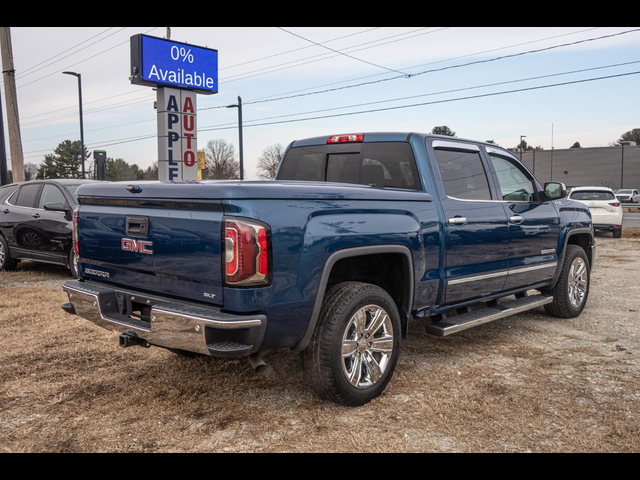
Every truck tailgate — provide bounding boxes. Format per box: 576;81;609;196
77;192;224;306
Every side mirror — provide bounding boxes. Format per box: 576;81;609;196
544;182;567;201
44;202;71;213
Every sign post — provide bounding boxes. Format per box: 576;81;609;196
94;150;107;181
197;151;206;181
130;34;218;182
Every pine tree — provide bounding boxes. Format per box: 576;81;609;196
37;140;88;179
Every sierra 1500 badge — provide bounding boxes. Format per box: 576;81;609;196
122;238;154;255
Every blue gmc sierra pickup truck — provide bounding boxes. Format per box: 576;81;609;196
61;133;596;406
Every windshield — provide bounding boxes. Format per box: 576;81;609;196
571;191;615;201
618;190;633;195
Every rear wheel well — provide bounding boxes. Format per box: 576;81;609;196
326;253;411;336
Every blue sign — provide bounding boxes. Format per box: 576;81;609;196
131;35;218;95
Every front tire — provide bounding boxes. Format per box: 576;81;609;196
544;245;590;319
301;282;401;407
0;236;18;272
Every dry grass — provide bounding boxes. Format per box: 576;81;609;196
623;228;640;239
0;239;639;453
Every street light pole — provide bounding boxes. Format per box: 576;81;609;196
63;72;86;179
520;135;527;162
227;96;244;181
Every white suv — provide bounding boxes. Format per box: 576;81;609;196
569;187;624;238
616;189;640;204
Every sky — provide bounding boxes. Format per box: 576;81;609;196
2;26;639;179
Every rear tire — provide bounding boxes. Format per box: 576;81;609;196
69;247;79;279
543;245;590;319
613;227;623;239
301;282;401;407
0;236;18;272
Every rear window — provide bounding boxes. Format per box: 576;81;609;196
0;186;18;203
278;143;421;191
571;191;615;201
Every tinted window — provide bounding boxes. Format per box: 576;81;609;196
489;154;537;202
0;186;18;203
571;191;615;201
13;184;41;208
38;185;68;209
279;143;421;190
435;149;492;201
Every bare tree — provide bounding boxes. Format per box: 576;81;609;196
203;139;240;180
24;163;39;181
257;144;284;180
143;162;158;181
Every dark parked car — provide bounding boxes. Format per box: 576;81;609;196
0;180;101;277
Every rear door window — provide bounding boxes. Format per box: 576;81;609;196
434;149;492;201
12;184;41;208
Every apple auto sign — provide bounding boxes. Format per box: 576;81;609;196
131;34;218;182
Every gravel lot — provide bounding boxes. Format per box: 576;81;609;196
0;233;638;453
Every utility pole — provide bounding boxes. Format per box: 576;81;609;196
0;27;24;183
166;27;172;40
0;93;8;185
621;143;625;190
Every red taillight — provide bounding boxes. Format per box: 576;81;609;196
224;218;271;287
610;202;621;208
73;207;80;257
327;134;364;144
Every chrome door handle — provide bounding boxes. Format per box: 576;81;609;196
448;217;468;226
510;215;525;224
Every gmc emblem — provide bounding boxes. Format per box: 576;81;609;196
122;238;154;255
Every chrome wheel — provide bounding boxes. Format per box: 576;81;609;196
568;258;588;309
341;305;395;390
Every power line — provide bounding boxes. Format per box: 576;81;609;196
240;27;640;106
199;71;640;132
200;60;640;129
20;93;154;128
20;90;153;121
16;27;126;80
17;27;160;90
275;27;411;76
241;27;605;104
80;69;640;151
221;27;448;83
17;28;638;150
199;27;611;113
222;27;384;71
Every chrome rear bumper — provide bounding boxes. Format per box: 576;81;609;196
62;280;267;358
